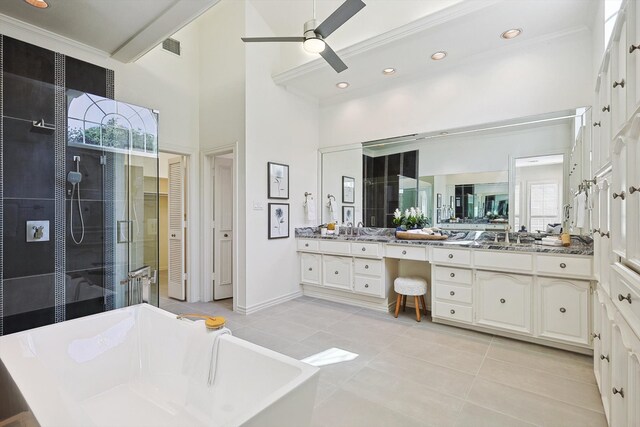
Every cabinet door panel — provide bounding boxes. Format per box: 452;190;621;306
538;278;589;345
476;271;532;334
610;323;629;427
601;66;612;167
322;256;352;290
300;253;321;285
611;137;628;258
627;126;640;270
629;353;640;427
593;293;603;391
600;302;613;417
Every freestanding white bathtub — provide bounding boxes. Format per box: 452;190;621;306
0;304;319;427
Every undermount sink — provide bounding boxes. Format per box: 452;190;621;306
441;240;475;245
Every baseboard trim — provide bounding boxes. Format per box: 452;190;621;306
236;290;303;315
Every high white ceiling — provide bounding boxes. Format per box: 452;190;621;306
251;0;597;103
0;0;219;62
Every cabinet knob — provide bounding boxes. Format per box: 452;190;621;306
305;243;309;247
593;228;600;234
618;293;632;304
602;105;610;112
308;267;313;271
593;121;601;127
600;354;609;362
334;271;339;275
500;298;506;304
592;332;601;340
448;254;454;259
559;307;566;313
601;231;610;238
450;291;455;296
364;284;369;288
365;265;369;269
559;263;566;269
361;247;366;251
402;250;407;255
630;44;640;53
450;309;455;314
613;191;626;200
612;387;625;398
613;79;625;89
630;185;639;194
224;233;229;238
450;272;455;278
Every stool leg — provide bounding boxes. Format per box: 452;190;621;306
402;295;407;312
414;296;421;322
394;293;402;318
420;295;428;315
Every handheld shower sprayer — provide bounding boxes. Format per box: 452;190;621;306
68;156;85;244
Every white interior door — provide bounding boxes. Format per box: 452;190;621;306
214;157;233;300
168;156;186;300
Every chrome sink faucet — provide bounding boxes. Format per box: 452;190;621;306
346;222;353;236
504;225;511;244
356;221;364;236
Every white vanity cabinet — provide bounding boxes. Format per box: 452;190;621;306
297;239;390;309
476;271;533;334
537;277;590;345
626;114;640;270
599;60;613;170
610;321;629;427
432;265;473;324
612;12;629;137
628;0;640;113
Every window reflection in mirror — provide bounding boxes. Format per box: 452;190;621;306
513;154;564;233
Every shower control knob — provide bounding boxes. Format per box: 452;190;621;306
33;226;45;239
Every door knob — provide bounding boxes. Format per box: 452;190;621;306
613;79;625;88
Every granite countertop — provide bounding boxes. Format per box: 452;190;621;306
294;227;594;256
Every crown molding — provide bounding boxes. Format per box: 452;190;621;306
0;12;109;59
272;0;504;84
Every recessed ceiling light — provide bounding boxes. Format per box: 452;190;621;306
500;28;522;39
24;0;48;8
431;51;447;60
336;82;349;89
382;68;396;75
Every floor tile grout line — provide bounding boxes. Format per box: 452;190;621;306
462;334;493;403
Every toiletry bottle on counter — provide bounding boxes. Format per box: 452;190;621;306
561;232;571;247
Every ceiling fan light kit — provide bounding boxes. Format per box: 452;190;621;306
241;0;366;73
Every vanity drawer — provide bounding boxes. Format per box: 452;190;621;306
351;242;382;258
434;283;472;304
432;248;471;266
354;258;382;276
297;239;319;252
354;276;383;297
474;250;533;272
434;266;472;285
385;245;427;261
537;255;592;279
611;264;640;336
433;301;472;323
318;240;351;255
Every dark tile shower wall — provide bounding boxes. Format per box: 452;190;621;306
0;35;112;334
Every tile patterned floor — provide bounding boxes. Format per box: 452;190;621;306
160;296;606;427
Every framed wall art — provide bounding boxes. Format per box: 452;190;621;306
268;162;289;199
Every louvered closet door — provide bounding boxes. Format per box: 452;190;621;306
168;157;186;300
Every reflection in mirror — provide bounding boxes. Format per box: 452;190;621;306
319;107;591;234
513;154;564;233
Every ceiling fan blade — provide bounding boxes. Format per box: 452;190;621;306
315;0;366;39
241;37;305;43
320;43;348;73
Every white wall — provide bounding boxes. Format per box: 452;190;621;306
243;1;320;311
321;147;363;224
319;29;593;147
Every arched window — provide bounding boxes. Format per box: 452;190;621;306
67;90;158;155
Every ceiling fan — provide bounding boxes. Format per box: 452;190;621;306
241;0;366;73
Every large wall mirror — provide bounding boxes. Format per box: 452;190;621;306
320;107;591;234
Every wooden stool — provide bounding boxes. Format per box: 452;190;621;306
394;277;428;322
